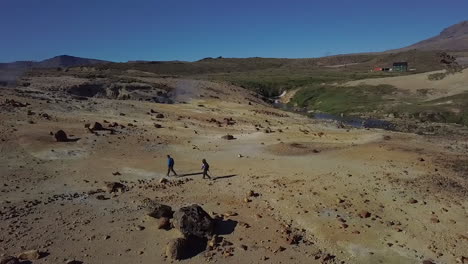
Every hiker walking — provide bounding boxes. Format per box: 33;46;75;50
201;159;212;180
167;155;177;177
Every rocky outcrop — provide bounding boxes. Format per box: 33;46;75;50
172;204;214;239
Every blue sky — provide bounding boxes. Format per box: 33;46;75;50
0;0;467;62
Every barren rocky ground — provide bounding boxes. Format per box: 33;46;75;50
0;74;467;264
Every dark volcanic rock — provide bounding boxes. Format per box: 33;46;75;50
91;122;105;131
0;256;20;264
173;204;214;238
221;134;235;140
54;130;69;142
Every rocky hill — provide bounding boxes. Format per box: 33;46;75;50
0;55;108;70
0;55;109;85
390;20;468;52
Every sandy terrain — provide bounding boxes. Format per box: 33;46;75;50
0;77;467;264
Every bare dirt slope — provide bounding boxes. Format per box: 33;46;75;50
0;76;467;264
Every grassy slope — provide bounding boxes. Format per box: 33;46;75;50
290;84;398;114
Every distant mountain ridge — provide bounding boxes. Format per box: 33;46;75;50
390;20;468;52
0;55;109;84
0;55;109;70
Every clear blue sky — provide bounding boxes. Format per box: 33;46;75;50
1;0;466;62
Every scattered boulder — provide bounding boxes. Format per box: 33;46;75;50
96;195;107;200
156;113;165;118
286;233;302;245
248;190;259;197
0;256;19;264
91;122;105;131
154;123;162;128
172;204;214;238
221;134;235;140
41;113;51;119
142;200;173;219
54;130;69;142
104;182;127;193
4;99;29;107
358;210;371;218
17;250;41;260
224;117;235;125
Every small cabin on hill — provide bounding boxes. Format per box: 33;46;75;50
392;62;408;72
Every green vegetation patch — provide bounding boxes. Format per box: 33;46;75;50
290;84;398;114
383;92;468;126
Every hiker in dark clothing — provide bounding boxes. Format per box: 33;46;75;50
167;155;177;176
201;159;211;179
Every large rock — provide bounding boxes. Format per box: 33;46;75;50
165;237;188;260
17;250;41;260
173;204;214;238
142;199;173;219
0;256;19;264
54;130;69;142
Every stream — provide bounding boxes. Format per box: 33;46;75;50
271;100;395;130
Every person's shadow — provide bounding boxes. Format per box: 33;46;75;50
179;172;203;177
178;173;238;180
213;174;237;180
